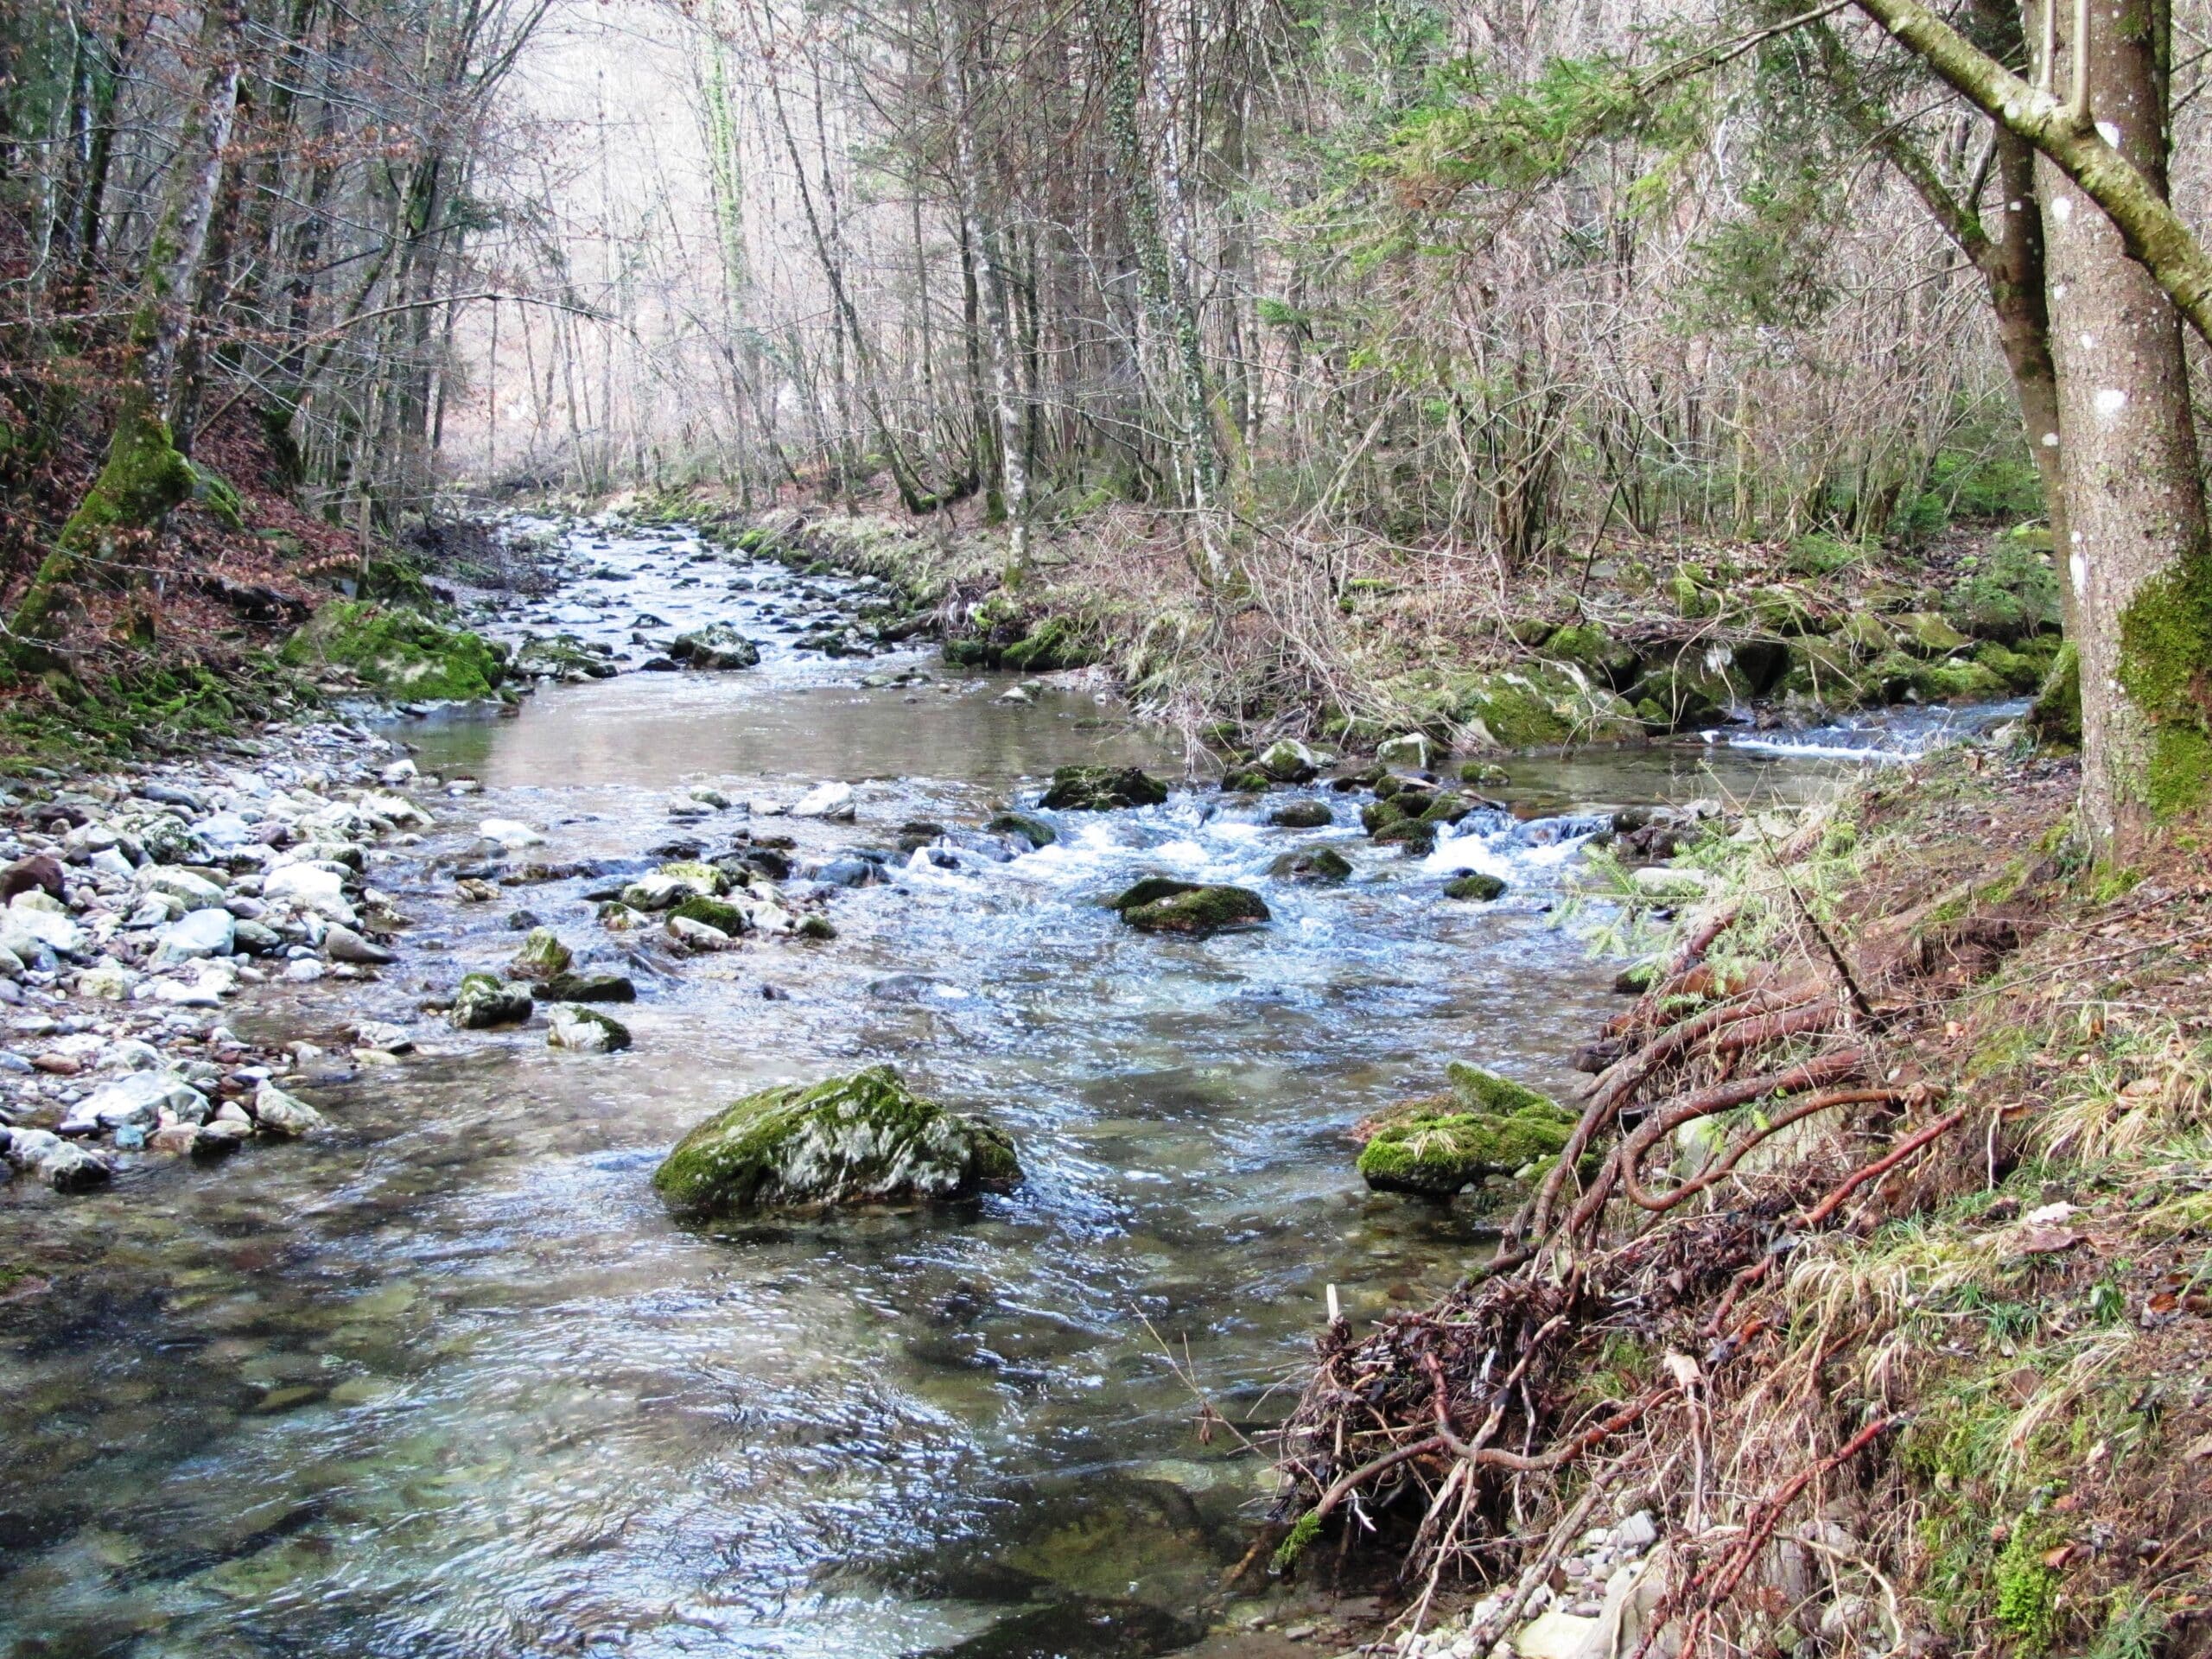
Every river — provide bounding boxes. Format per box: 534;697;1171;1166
0;520;2018;1658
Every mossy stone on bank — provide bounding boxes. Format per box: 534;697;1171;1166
280;601;506;702
652;1065;1020;1214
1000;617;1090;672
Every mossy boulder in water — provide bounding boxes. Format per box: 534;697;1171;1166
1255;739;1319;783
1445;872;1506;901
1268;798;1332;829
1107;875;1203;912
1271;845;1353;884
1356;1064;1576;1198
281;601;507;701
450;972;533;1029
669;624;762;670
508;926;571;982
652;1065;1020;1215
987;810;1057;849
1122;884;1268;936
1039;766;1169;810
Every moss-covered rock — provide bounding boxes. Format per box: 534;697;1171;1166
1744;585;1822;637
1271;845;1354;883
1832;612;1894;659
1431;665;1643;751
450;972;532;1029
1542;624;1643;689
1777;639;1877;712
1000;617;1090;672
671;894;749;935
1893;610;1973;658
1107;875;1202;912
1220;766;1274;792
1039;766;1169;810
508;927;572;982
1370;816;1438;855
1943;537;2062;644
1122;884;1269;935
515;633;617;681
1668;564;1720;618
281;601;506;702
986;810;1058;849
190;461;245;531
1459;760;1510;787
652;1065;1020;1214
2028;640;2082;748
1268;799;1333;829
1974;638;2058;694
1356;1065;1575;1198
942;638;1003;670
537;970;636;1002
669;624;762;670
1255;738;1319;782
547;1004;632;1052
1445;872;1507;901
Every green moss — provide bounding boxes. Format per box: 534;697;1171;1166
1445;872;1506;901
1668;564;1719;617
189;461;245;530
1895;611;1974;658
1357;1095;1576;1198
280;601;505;702
651;1065;1020;1214
1271;1508;1324;1573
942;638;1002;670
671;895;747;935
2114;543;2212;821
1122;884;1269;935
1974;639;2055;694
1544;623;1643;687
2029;642;2082;749
1000;617;1091;672
1946;540;2062;643
1271;846;1353;882
1994;1523;2063;1649
1221;766;1274;792
797;914;836;941
1039;766;1169;810
1442;1063;1558;1115
986;810;1058;848
1268;800;1333;829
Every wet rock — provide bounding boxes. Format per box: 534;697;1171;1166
262;863;352;920
547;1004;632;1052
1122;885;1269;937
653;1065;1019;1215
1039;766;1169;811
507;926;572;982
813;856;882;889
1255;738;1319;783
321;923;395;965
797;914;836;941
478;817;546;850
1445;872;1507;902
3;1127;113;1192
985;811;1057;849
449;972;534;1029
1376;733;1435;770
668;624;762;670
1106;875;1202;912
60;1069;207;1135
1356;1065;1577;1198
0;855;66;904
537;970;636;1003
1271;846;1354;884
671;894;748;935
251;1080;327;1137
154;907;236;965
1267;799;1332;829
666;914;734;951
792;781;857;820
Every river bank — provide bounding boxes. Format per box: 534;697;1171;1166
0;511;2165;1659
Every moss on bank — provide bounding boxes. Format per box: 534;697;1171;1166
278;600;507;702
2114;543;2212;822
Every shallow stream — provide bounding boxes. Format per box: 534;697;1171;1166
0;523;2017;1658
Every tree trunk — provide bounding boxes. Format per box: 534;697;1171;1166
2039;0;2212;845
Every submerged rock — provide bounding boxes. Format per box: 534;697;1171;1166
1039;766;1169;811
652;1065;1020;1215
1356;1064;1576;1198
537;970;636;1002
1122;884;1269;936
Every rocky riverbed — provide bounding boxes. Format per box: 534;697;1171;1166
0;512;2031;1659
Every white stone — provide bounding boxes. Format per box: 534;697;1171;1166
792;781;855;820
136;866;227;908
60;1069;206;1134
479;817;546;849
3;905;84;955
154;907;236;966
251;1079;327;1137
263;863;354;922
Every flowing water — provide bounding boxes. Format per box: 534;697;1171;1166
0;524;2020;1659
